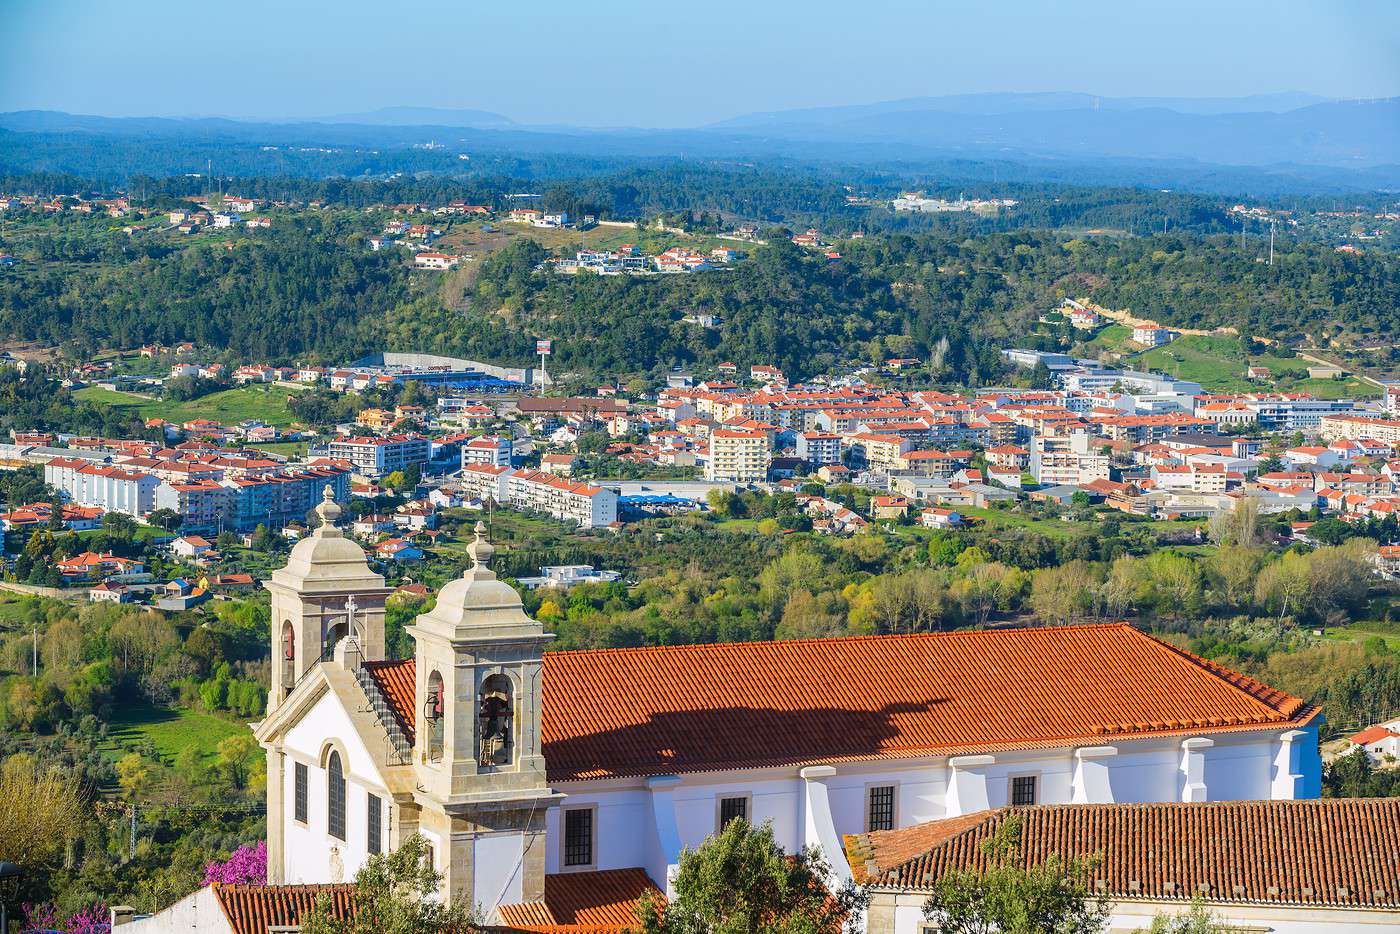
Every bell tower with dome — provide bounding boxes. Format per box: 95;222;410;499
407;521;559;909
264;487;393;711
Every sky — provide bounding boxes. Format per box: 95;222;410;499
3;0;1399;127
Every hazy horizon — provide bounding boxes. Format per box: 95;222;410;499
4;0;1399;128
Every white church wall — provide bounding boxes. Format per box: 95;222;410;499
119;886;228;934
281;689;394;884
1102;745;1179;803
1204;736;1273;801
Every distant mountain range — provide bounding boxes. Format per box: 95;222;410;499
2;92;1398;187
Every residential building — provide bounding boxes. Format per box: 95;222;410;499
327;435;431;478
706;429;770;483
461;435;513;469
795;431;842;467
1028;432;1111;486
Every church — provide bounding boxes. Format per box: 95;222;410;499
122;488;1324;932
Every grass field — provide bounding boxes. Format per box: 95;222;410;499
74;384;305;427
1131;334;1379;397
101;702;249;765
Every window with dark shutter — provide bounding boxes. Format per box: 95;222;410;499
867;785;895;831
367;792;382;854
718;796;747;828
327;751;346;840
1011;775;1037;806
564;808;593;867
294;762;308;823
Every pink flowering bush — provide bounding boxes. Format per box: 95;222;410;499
21;902;109;934
202;840;268;885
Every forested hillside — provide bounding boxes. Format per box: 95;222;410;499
1;175;1397;376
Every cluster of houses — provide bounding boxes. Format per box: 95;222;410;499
548;243;745;276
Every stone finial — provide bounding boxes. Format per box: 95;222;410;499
467;520;495;569
314;485;342;529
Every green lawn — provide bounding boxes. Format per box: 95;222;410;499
74;384;305;427
1133;334;1378;397
101;702;249;765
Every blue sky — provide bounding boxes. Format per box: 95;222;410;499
3;0;1398;127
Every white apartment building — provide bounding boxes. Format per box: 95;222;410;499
327;435;432;478
460;435;513;469
457;463;513;502
1028;432;1111;486
796;431;842;466
706;429;771;483
505;469;618;528
1319;414;1400;445
45;458;161;517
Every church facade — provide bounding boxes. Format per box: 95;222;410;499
251;489;1322;924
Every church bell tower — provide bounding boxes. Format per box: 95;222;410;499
406;522;560;912
264;487;392;711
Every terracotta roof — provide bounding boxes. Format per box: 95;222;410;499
496;869;661;932
364;659;417;743
1349;725;1399;746
847;799;1400;909
212;883;356;934
366;624;1312;783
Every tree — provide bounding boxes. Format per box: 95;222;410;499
1206;497;1261;548
115;752;151;797
147;507;183;531
216;733;260;790
0;753;84;870
302;833;478;934
639;818;868;934
922;815;1109;934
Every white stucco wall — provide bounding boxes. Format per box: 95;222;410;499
546;728;1314;884
118;887;229;934
281;690;394;884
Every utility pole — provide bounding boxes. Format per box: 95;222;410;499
32;625;37;676
129;803;137;858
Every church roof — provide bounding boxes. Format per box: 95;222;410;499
495;868;661;932
845;799;1400;909
364;623;1314;783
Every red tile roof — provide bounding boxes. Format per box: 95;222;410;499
212;883;356;934
496;869;661;933
847;800;1400;909
368;624;1313;783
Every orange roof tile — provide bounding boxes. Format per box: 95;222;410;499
849;800;1400;909
212;883;357;934
496;869;661;933
368;624;1313;783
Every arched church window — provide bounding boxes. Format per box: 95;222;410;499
281;622;296;696
424;671;445;762
479;674;513;768
327;750;346;840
